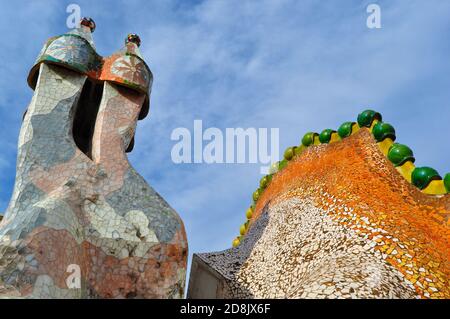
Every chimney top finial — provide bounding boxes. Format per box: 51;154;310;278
126;33;141;47
80;17;96;32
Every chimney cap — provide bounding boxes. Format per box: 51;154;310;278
80;17;96;32
126;33;141;47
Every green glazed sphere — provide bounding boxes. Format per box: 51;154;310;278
338;122;355;138
388;143;415;167
357;109;382;128
239;224;247;235
260;175;272;189
232;237;240;247
279;159;288;170
246;207;253;219
284;146;296;161
302;132;318;147
259;176;267;189
372;122;396;142
411;167;442;190
252;189;261;202
444;173;450;193
319;129;335;144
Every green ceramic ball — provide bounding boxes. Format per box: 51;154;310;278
302;132;318;147
284;147;296;161
319;129;335;144
411;167;442;190
372;122;396;142
246;207;253;219
338;122;355;138
444;173;450;193
357;109;382;128
387;143;415;167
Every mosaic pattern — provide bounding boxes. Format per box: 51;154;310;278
189;129;449;299
28;24;152;112
111;55;149;87
0;22;187;298
234;110;449;246
30;33;102;84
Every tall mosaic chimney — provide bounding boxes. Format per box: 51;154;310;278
0;18;188;299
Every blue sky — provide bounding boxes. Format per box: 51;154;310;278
0;0;449;273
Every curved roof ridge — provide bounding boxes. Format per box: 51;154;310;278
232;109;449;247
